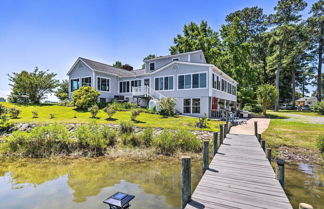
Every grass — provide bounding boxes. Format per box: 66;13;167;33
0;102;222;132
267;110;324;117
262;119;324;150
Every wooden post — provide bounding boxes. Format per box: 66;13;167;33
219;124;223;144
254;121;258;137
225;111;229;131
299;203;313;209
261;140;266;152
203;140;209;172
266;148;272;162
276;159;285;188
257;134;262;144
181;156;191;209
224;124;228;138
213;132;218;156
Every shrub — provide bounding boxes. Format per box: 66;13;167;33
142;128;153;147
316;135;324;153
101;126;117;146
131;109;141;121
109;102;137;111
153;129;177;155
252;104;263;113
104;106;116;119
0;104;7;116
121;132;142;146
50;114;55;119
158;98;176;116
0;121;14;132
312;102;324;115
8;107;21;119
256;84;279;115
243;105;252;112
73;113;77;118
88;104;99;118
119;121;134;134
72;86;100;110
123;102;137;109
32;111;38;118
174;129;201;152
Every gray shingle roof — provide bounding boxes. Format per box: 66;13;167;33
80;57;146;77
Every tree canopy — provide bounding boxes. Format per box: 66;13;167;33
8;67;59;104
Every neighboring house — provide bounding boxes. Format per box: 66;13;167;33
67;50;237;117
295;97;318;107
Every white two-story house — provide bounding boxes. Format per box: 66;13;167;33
67;50;237;118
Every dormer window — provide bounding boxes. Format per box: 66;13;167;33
149;62;155;71
172;58;179;61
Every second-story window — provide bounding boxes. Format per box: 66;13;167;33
82;77;91;87
149;62;155;71
97;77;109;91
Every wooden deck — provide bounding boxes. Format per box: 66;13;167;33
185;134;293;209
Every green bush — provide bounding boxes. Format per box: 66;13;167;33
158;98;176;116
8;107;21;119
131;109;141;121
252;104;263;113
88;104;99;118
121;132;142;146
316;135;324;153
32;111;38;118
50;114;55;119
243;105;253;112
312;102;324;115
101;126;117;146
174;129;201;152
142;128;153;147
119;121;134;134
109;102;137;111
1;124;71;157
0;104;7;116
104;106;116;119
72;86;100;110
153;129;177;155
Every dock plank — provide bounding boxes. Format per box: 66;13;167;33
185;134;293;209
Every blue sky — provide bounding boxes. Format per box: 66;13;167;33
0;0;317;100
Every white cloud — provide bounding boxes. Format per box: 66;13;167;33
0;90;10;99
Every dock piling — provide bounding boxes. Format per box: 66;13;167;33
203;140;209;172
219;124;223;144
254;121;258;137
276;159;285;188
266;148;272;162
213;132;218;156
181;156;191;209
257;133;262;144
261;140;266;152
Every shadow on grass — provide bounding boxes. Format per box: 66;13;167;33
105;118;118;121
265;114;289;119
11;103;56;107
132;120;146;124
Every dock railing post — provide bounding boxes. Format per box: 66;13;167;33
254;121;258;137
257;133;262;144
219;124;223;144
225;111;229;132
224;124;228;138
203;140;209;172
299;203;313;209
261;140;266;152
213;132;218;156
276;159;285;188
181;156;191;209
266;148;272;162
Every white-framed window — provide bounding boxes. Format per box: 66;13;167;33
183;98;201;114
71;78;80;92
81;77;91;87
149;62;155;71
154;76;174;91
183;99;191;113
178;73;207;89
97;77;109;92
131;80;142;91
119;81;130;93
192;98;200;113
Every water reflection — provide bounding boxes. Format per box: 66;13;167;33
0;158;203;209
285;163;324;209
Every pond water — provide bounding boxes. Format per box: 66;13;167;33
0;158;203;209
0;159;323;209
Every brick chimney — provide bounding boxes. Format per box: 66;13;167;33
122;64;133;71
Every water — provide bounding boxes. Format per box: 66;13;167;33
0;159;323;209
285;163;324;209
0;158;203;209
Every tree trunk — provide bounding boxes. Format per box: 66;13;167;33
317;25;323;102
274;43;283;112
292;69;296;109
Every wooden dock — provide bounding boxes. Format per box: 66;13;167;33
185;134;293;209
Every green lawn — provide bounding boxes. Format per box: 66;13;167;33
267;110;324;117
1;102;222;132
262;119;324;150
